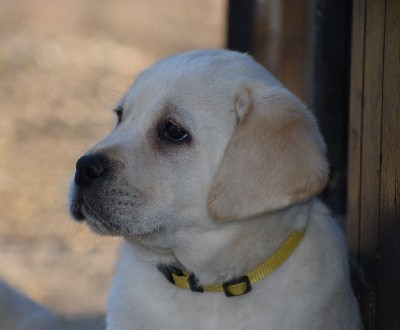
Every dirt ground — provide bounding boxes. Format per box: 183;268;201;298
0;1;225;328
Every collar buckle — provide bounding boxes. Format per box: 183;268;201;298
157;264;204;293
157;264;183;284
222;276;252;297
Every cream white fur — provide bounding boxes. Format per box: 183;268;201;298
69;50;361;329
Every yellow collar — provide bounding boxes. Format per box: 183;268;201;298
158;229;305;297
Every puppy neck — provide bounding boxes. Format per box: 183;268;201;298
126;200;312;285
169;201;312;284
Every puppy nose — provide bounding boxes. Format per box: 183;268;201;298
75;154;109;187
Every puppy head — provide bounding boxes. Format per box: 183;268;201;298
69;50;243;239
68;50;328;241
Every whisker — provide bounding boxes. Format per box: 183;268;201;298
100;87;125;98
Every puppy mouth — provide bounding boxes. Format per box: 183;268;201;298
85;204;120;232
70;196;86;221
70;186;163;238
70;193;120;234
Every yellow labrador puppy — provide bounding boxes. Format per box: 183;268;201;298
69;50;362;329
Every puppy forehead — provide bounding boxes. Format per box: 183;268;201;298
118;50;283;135
127;51;249;95
122;64;242;124
135;97;232;133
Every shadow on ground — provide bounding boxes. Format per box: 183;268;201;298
60;314;106;330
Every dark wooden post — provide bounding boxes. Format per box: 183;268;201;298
307;0;353;215
348;0;400;328
226;0;255;53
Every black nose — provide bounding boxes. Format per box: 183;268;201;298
75;154;109;188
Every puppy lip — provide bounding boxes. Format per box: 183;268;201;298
69;191;86;221
70;201;86;221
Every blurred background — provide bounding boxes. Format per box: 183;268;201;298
0;0;225;328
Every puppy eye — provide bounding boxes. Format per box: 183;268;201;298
114;106;123;124
163;121;189;142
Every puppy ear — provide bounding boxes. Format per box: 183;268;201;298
208;87;329;222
